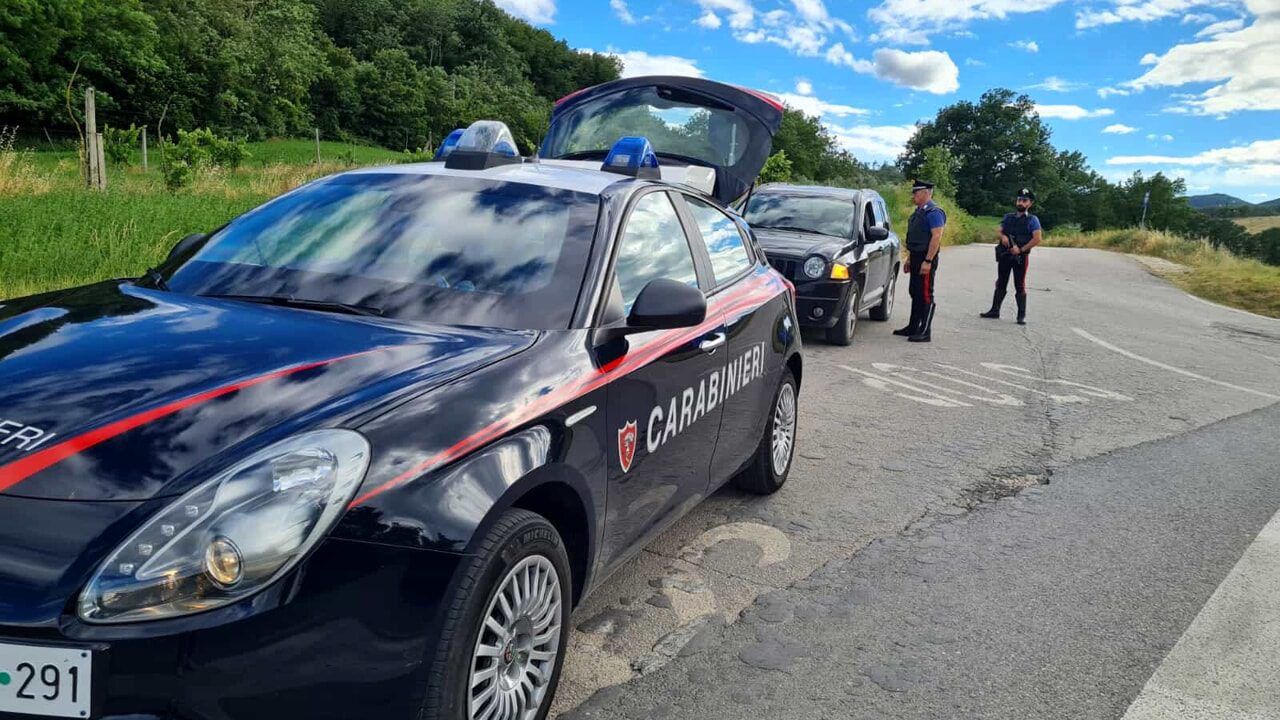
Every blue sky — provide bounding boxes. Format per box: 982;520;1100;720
499;0;1279;201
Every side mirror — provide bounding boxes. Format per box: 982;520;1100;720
167;232;207;263
866;226;889;242
628;278;707;330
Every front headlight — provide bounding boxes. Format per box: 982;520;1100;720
79;429;371;624
803;256;826;279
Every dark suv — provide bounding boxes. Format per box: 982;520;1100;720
744;184;901;345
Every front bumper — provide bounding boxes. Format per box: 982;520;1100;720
0;493;463;720
765;256;854;328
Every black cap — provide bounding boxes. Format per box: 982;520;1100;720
911;179;934;192
1017;187;1036;201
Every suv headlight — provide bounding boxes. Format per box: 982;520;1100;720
79;429;371;624
803;256;826;279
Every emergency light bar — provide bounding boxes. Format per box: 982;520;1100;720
602;136;660;179
433;128;465;161
444;121;523;170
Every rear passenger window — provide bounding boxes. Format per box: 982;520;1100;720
614;192;699;312
686;196;753;286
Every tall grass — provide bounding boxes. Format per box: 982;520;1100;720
1043;227;1280;317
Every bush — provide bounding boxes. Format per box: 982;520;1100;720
169;128;250;171
759;151;794;184
164;160;194;191
103;124;142;166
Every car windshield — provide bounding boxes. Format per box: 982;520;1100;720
743;193;854;240
164;173;599;330
542;86;752;166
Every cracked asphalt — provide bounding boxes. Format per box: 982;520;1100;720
550;244;1280;719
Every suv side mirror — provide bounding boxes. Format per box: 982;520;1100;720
629;278;706;329
167;232;207;263
866;226;889;242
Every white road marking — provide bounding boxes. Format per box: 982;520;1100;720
871;362;1024;407
1072;328;1280;401
1121;508;1280;719
934;363;1088;403
981;362;1134;401
841;366;972;408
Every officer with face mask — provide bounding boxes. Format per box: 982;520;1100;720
980;188;1042;325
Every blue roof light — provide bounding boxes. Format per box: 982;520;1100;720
602;136;660;179
433;129;465;161
443;121;525;170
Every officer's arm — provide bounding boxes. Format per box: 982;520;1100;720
927;226;943;261
998;223;1011;247
1024;228;1042;251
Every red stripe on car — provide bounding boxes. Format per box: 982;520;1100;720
0;351;374;495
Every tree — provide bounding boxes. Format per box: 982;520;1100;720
759;151;793;185
900;89;1054;217
917;146;958;199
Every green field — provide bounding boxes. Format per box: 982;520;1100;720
1233;216;1280;234
0;141;403;300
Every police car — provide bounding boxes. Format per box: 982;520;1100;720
743;184;901;345
0;76;799;720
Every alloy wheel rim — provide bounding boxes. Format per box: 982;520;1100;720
886;276;895;314
469;555;563;720
771;382;797;476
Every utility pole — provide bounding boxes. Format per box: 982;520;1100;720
83;88;105;190
1139;191;1150;230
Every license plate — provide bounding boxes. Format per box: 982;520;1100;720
0;642;92;718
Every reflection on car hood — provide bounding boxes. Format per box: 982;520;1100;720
752;227;849;259
0;282;535;501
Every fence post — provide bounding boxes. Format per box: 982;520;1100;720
314;128;321;165
84;87;105;190
141;127;148;172
95;132;106;190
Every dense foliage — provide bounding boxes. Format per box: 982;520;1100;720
900;89;1279;265
0;0;621;152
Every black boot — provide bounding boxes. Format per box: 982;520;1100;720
979;289;1005;319
894;303;919;336
909;305;934;342
893;324;917;337
1015;294;1027;325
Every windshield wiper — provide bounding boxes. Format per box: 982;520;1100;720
204;294;384;317
755;225;845;240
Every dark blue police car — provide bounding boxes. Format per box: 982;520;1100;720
0;76;799;720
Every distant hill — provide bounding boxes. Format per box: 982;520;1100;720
1187;193;1252;209
1258;198;1280;208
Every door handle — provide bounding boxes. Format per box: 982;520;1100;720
699;332;726;354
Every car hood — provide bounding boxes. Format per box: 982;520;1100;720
753;227;850;259
0;282;535;502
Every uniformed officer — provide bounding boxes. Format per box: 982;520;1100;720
893;179;946;342
980;188;1042;325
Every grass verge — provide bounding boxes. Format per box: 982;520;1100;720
1043;228;1280;318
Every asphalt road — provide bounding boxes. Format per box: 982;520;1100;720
550;244;1280;719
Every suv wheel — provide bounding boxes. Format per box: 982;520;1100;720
419;509;571;720
825;281;860;346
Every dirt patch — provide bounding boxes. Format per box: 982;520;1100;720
1131;255;1191;275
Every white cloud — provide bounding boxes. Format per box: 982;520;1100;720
1104;123;1138;134
604;50;705;78
1077;0;1229;29
826;122;918;162
867;0;1065;44
777;92;870;117
1010;39;1040;52
766;24;825;55
610;0;636;24
1027;76;1087;92
1196;17;1246;36
795;79;814;95
1125;3;1280;115
868;48;960;93
965;57;987;66
792;0;830;24
1035;104;1115;119
494;0;555;24
696;0;755;29
825;42;873;72
696;11;722;28
1146;133;1176;142
739;29;767;42
1097;86;1131;98
1106;140;1280;166
1182;12;1219;23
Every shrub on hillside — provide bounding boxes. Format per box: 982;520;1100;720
103;124;142;166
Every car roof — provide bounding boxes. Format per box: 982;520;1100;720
754;183;874;200
341;159;625;196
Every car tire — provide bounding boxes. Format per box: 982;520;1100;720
869;269;895;322
733;367;798;495
825;281;860;346
418;509;571;720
